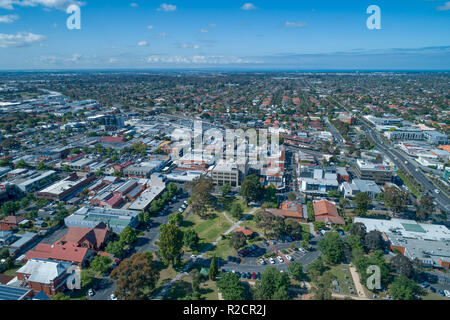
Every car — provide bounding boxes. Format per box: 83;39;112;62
269;257;275;264
190;254;198;261
420;282;430;288
285;255;293;261
444;290;450;298
227;256;232;261
434;189;440;194
178;208;184;213
438;289;445;296
251;272;256;279
87;289;95;296
241;273;246;279
247;272;252;278
110;294;118;300
259;258;266;265
183;201;188;205
277;256;284;263
256;272;261;280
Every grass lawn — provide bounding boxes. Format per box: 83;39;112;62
422;292;449;300
206;238;236;259
200;280;219;300
181;212;232;244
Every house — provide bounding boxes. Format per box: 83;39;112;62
236;226;256;238
0;215;25;231
15;258;73;297
313;199;344;225
266;201;307;222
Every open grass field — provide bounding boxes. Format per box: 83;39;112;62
182;212;232;244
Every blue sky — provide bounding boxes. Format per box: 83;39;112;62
0;0;449;70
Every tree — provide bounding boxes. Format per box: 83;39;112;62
217;272;245;300
390;276;421;300
318;232;344;265
110;252;159;300
288;261;304;281
168;182;178;197
229;231;246;250
221;184;231;196
168;212;183;226
157;223;184;266
120;226;137;245
51;292;70;300
89;255;112;274
188;176;213;218
365;230;385;252
1;201;20;216
288;192;296;201
229;201;244;219
354;192;371;215
349;222;367;239
390;254;413;278
311;271;333;300
254;267;290;300
415;195;435;220
384;186;408;213
80;269;93;289
105;240;125;257
209;255;218;280
239;174;263;204
353;250;391;289
0;247;10;259
183;229;199;250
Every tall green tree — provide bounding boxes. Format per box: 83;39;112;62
156;223;184;266
217;272;245;300
239;174;264;204
209;255;218;280
318;232;345;265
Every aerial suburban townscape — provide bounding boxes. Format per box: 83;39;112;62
0;71;449;301
0;0;449;306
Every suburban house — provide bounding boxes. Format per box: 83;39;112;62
0;215;26;231
313;199;345;226
236;226;256;238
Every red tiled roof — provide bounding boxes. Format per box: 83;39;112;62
266;201;304;220
101;136;125;144
236;226;255;237
1;215;25;225
313;200;344;225
25;243;89;264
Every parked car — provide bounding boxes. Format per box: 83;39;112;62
259;258;266;265
444;290;450;298
438;289;445;296
285;255;293;261
277;256;284;263
110;294;118;300
430;287;436;293
87;289;95;297
269;257;275;264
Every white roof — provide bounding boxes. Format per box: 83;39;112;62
17;259;72;284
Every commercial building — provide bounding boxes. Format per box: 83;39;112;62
339;179;382;199
128;175;166;212
65;206;139;234
313;200;344;225
354;159;393;185
384;128;424;141
423;131;449;145
211;160;248;188
36;172;95;201
354;217;450;271
11;170;57;193
265;201;307;222
298;167;339;195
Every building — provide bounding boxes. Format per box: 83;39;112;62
0;284;33;300
423;131;449;145
339;179;382;199
128;175;166;212
298;167;339;195
235;226;256;238
36;172;95;201
211;160;248;188
123;161;164;178
65;206;139;234
364;114;403;126
265;201;307;222
0;215;25;231
15;259;73;297
12;170;57;193
313;199;344;225
384;128;424;141
354;217;450;271
354;159;393;185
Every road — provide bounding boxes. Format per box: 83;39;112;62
303;76;450;216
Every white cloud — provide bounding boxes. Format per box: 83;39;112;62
0;0;84;10
285;21;307;28
208;23;217;28
147;25;154;30
157;3;176;12
158;32;167;38
437;1;450;11
130;2;138;7
0;32;46;48
178;43;200;49
0;14;19;23
137;40;148;47
241;3;256;10
146;55;251;64
200;29;208;33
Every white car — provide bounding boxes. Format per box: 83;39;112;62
87;289;94;296
277;256;284;263
269;257;275;264
178;208;184;213
190;254;198;261
259;258;266;265
285;255;293;261
110;294;118;300
435;189;440;194
444;290;450;298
